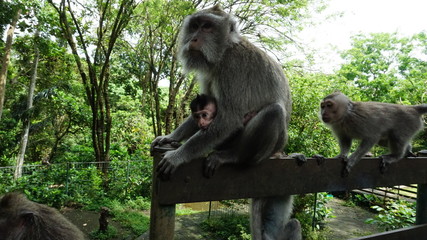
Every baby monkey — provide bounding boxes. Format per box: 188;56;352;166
320;92;427;177
190;94;257;130
190;94;217;130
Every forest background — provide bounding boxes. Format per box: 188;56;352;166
0;0;426;238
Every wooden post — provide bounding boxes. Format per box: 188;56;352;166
149;146;176;240
416;150;427;225
416;184;427;225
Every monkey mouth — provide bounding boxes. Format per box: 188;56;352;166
322;117;331;123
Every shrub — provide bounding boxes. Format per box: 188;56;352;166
366;200;415;231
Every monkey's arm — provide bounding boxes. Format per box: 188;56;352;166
342;138;377;177
150;116;199;152
337;134;352;158
157;110;242;178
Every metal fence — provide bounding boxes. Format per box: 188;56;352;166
0;160;153;203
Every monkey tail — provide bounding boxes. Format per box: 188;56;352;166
415;104;427;115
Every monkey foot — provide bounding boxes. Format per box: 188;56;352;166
405;151;417;158
380;161;390;174
271;151;286;159
204;151;232;178
341;162;350;178
312;154;325;165
288;153;307;166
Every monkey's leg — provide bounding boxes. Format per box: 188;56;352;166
404;144;416;157
380;138;408;173
205;103;287;177
251;195;299;240
283;219;302;240
238;103;286;164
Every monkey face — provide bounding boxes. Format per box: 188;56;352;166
320;99;339;123
193;103;216;130
178;6;240;72
320;92;350;124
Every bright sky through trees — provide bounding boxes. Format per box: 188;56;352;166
299;0;427;73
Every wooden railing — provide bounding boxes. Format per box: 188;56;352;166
149;146;427;240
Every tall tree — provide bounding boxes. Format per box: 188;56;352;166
0;8;21;120
118;0;322;137
48;0;137;173
14;29;39;180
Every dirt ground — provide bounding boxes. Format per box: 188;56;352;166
323;197;382;239
63;197;382;240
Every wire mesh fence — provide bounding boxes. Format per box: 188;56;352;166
0;160;153;204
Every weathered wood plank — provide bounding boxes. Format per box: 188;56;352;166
153;147;427;205
149;149;176;240
350;223;427;240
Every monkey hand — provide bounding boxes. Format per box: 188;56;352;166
156;150;186;180
150;135;179;152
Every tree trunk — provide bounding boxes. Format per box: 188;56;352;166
0;9;21;120
14;31;39;180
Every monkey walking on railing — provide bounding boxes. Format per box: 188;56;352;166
151;5;301;240
320;91;427;177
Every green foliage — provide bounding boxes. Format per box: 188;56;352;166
294;193;333;239
350;193;383;209
366;200;416;231
89;226;118;240
201;213;251;240
102;199;150;235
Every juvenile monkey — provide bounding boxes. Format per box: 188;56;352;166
190;94;218;130
151;5;301;240
320;91;427;176
0;192;85;240
190;94;257;130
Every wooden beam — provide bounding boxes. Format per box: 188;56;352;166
153;147;427;205
350;224;427;240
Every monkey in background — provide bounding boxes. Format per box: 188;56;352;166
0;192;85;240
151;5;301;240
320;91;427;177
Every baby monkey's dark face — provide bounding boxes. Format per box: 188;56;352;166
193;102;216;130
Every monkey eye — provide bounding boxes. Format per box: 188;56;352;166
201;113;208;118
190;22;199;31
201;22;214;32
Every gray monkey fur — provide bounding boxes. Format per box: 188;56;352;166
320;91;427;176
151;5;301;240
0;192;85;240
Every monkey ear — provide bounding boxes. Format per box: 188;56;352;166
19;210;37;226
212;4;223;11
229;22;234;32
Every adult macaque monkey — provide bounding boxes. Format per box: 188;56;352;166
0;192;85;240
151;5;301;240
320;91;427;177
